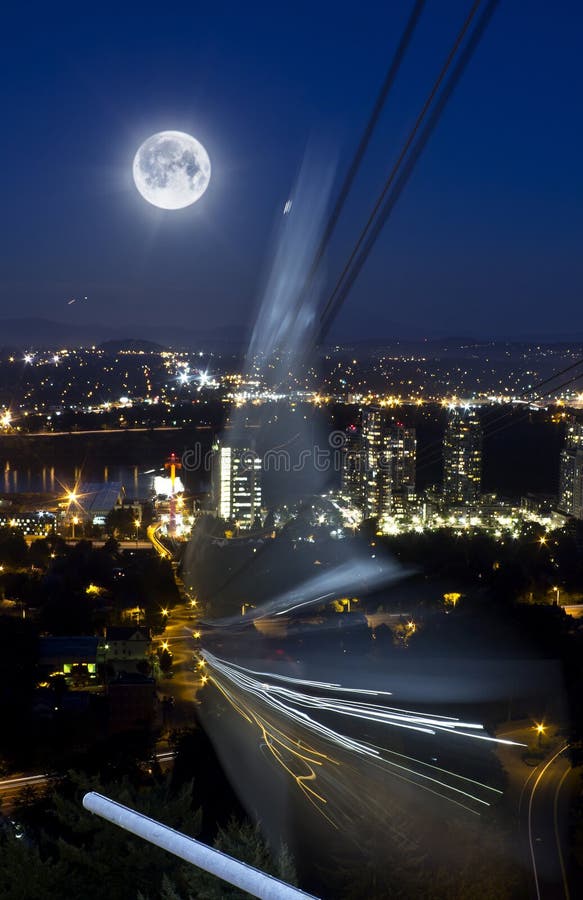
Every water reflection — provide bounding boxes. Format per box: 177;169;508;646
0;463;156;500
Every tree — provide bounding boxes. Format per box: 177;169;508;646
1;772;299;900
158;648;173;675
105;507;136;540
0;774;201;900
0;528;28;568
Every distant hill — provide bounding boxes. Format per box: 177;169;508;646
1;316;581;352
0;317;248;351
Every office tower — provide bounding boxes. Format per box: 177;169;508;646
558;420;583;519
362;408;416;518
443;407;482;505
341;424;366;510
215;444;262;527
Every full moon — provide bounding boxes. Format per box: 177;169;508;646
132;130;211;210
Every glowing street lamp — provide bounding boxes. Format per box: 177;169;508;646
71;515;79;540
534;722;546;746
161;608;169;618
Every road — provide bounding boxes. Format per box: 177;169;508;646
147;523;175;560
524;744;577;900
0;773;53;811
155;583;205;727
497;723;578;900
194;643;532;874
0;751;177;814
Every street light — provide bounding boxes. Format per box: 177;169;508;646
134;519;140;544
72;515;79;540
535;722;546;747
552;585;560;605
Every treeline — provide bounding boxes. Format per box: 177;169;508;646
0;726;297;900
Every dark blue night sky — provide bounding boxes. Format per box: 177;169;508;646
1;1;582;340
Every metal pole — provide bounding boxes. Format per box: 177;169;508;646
82;792;319;900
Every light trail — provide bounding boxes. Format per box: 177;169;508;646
214;656;394;696
201;651;524;821
215;557;409;624
273;591;336;617
0;773;51;788
203;651;524;741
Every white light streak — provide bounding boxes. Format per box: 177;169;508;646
200;651;525;818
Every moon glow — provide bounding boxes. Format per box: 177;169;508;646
133;130;211;210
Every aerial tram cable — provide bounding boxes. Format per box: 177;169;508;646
305;0;427;283
414;366;583;478
318;0;500;343
413;354;583;469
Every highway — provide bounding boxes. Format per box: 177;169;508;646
147;523;174;560
194;644;528;863
0;750;177;814
0;772;54;811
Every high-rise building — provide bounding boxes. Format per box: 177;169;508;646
341;425;366;510
214;444;262;528
558;420;583;519
361;409;416;518
443;407;482;505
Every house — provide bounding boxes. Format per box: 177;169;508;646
104;626;151;673
38;636;102;685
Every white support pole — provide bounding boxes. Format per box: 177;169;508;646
82;792;319;900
